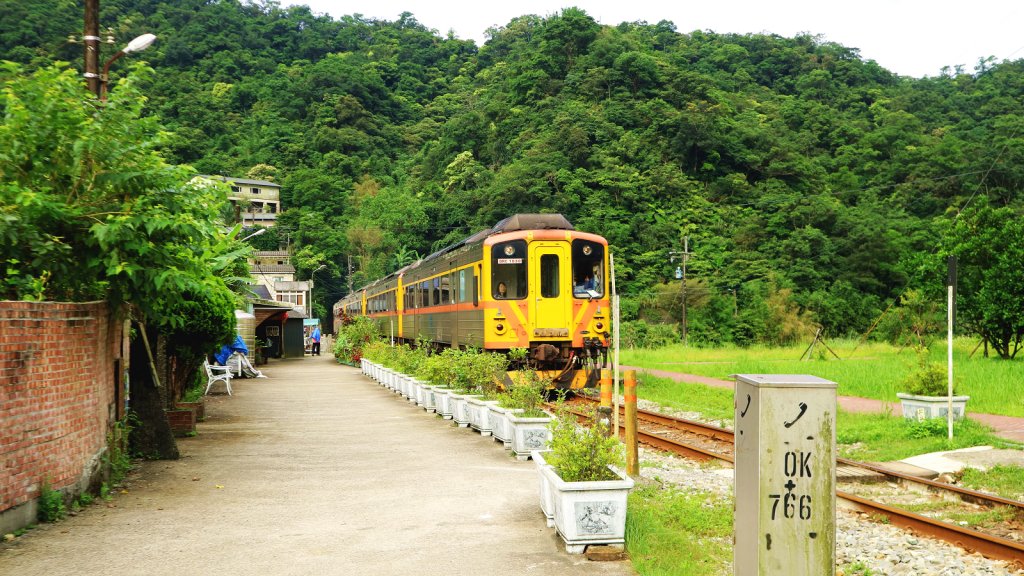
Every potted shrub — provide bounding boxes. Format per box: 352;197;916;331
505;370;554;460
417;349;459;419
896;347;969;420
540;407;634;554
463;349;507;436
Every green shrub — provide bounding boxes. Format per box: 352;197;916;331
37;480;66;523
620;320;678;349
546;406;623;482
333;316;379;364
498;368;549;416
903;346;953;396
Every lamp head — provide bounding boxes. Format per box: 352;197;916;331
124;33;156;54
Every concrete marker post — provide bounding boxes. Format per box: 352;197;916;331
733;374;837;575
623;370;639;478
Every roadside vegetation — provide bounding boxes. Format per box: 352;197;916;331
622;336;1023;464
622;338;1024;417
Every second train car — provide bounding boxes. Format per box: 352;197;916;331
333;214;611;389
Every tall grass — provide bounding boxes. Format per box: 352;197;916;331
626;485;732;576
621;339;1024;417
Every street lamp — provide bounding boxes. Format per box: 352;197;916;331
240;227;267;242
100;33;156;101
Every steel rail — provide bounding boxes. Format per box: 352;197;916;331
575;395;1024;512
566;396;1024;567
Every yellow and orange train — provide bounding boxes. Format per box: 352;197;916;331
334;214;611;389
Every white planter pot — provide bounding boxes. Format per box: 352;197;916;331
451;393;480;428
897;393;970;421
542;464;634;554
468;398;499;436
433;387;453;419
508;414;552;460
531;450;556;527
489;406;523;448
406;377;420;402
414;380;431;409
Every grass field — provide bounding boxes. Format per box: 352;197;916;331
620;338;1024;418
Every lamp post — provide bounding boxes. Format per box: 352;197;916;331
310;264;327;319
100;33;156;101
240;227;267;242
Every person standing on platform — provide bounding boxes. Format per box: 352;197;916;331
311;325;321;356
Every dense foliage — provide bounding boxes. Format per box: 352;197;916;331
5;0;1021;346
0;62;238;349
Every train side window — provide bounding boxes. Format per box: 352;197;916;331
440;275;451;304
540;254;560;298
492;240;527;299
457;270;468;303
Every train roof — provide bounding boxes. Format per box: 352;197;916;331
421;213;575;263
345;214;578;296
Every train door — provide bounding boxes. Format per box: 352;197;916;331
529;243;569;330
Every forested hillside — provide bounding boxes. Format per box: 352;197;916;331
4;0;1022;349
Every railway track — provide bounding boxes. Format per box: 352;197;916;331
559;395;1024;567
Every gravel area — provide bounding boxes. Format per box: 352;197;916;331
639;446;1024;575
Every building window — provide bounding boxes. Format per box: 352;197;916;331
251;187;261;194
230;185;241;193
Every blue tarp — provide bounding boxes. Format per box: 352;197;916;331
215;335;249;365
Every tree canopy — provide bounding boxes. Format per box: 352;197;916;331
4;0;1022;348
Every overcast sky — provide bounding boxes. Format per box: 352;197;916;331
285;0;1024;78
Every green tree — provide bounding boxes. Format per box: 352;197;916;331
0;62;242;456
945;200;1024;359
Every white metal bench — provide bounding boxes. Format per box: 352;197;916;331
204;358;233;395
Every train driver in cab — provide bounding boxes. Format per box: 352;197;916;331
496;281;508;299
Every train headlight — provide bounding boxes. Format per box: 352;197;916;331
595;322;604;331
495;322;506;334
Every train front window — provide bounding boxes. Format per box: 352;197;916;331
491;240;527;299
572;240;605;298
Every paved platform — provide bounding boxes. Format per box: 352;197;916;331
0;357;634;576
624;365;1024;443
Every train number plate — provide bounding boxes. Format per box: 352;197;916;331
533;328;569;337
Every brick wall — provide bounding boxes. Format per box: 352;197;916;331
0;301;126;529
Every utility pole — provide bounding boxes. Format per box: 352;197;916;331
347;255;354;295
669;237;691;346
84;0;101;97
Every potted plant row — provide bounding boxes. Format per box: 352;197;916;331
357;343;633;554
359;344;553;460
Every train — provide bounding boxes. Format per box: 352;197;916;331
333;214;611;389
